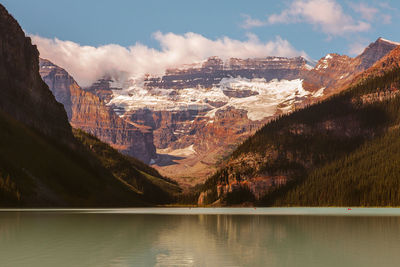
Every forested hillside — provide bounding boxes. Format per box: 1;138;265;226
271;128;400;206
196;62;400;206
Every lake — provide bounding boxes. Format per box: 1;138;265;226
1;208;400;266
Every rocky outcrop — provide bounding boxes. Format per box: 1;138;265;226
39;59;157;163
305;38;400;96
355;38;400;71
351;45;400;83
0;5;72;143
85;78;117;104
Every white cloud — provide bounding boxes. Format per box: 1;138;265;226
349;3;378;21
267;0;370;36
31;32;308;87
241;14;266;29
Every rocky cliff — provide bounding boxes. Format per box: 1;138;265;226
39;59;157;163
0;5;72;144
303;37;400;96
356;38;400;71
352;45;400;82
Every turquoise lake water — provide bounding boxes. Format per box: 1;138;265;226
1;208;400;266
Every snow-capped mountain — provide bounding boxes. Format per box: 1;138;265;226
66;38;399;185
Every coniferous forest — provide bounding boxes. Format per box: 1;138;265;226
197;67;400;206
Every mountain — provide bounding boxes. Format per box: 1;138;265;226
39;59;157;163
196;46;400;206
0;4;177;206
352;44;400;83
87;57;319;185
355;38;400;71
302;38;400;96
82;38;397;186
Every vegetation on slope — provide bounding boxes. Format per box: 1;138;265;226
0;111;180;207
197;67;400;206
234;67;400;158
270;129;400;206
0;111;150;207
73;129;181;203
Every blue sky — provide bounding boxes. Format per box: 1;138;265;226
3;0;400;57
2;0;400;85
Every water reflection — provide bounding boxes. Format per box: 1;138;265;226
0;212;400;266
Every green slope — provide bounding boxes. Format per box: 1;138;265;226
272;129;400;206
73;129;182;203
0;111;149;207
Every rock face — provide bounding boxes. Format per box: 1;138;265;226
356;38;400;71
0;5;72;143
303;38;400;96
39;59;156;163
145;56;309;89
353;45;400;81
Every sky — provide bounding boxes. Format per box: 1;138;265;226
2;0;400;86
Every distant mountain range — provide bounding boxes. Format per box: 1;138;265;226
43;36;398;187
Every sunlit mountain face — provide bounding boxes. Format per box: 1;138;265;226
70;38;397;185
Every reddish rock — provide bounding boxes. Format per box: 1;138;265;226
39;59;156;163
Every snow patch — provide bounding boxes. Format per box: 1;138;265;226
313;87;325;98
206;78;308;120
304;64;314;70
108;76;326;121
379;38;400;46
158;145;196;157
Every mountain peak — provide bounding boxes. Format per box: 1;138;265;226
377;37;400;46
355;37;399;71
